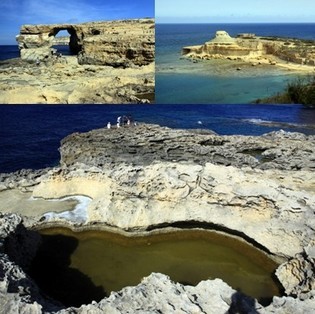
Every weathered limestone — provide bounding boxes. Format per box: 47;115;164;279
0;19;155;104
183;30;315;67
183;30;254;57
276;241;315;299
59;124;315;170
1;124;315;312
16;19;155;67
0;58;154;104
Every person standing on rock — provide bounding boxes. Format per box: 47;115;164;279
107;122;111;129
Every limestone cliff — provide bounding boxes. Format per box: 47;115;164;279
183;30;315;67
16;19;155;68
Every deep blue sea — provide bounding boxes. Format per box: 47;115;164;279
0;45;19;60
156;23;315;104
0;104;315;173
0;45;73;61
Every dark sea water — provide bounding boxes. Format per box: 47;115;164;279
156;23;315;104
1;104;315;173
0;45;19;60
0;45;72;60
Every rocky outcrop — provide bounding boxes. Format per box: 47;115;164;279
183;31;254;58
1;124;315;312
16;19;154;68
59;124;315;170
276;241;315;299
0;56;154;104
183;30;315;67
0;19;154;104
0;214;63;313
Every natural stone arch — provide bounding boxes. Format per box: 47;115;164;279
48;26;81;55
16;19;155;66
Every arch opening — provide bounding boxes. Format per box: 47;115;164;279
49;27;82;56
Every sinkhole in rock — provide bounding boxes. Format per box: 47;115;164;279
28;228;283;308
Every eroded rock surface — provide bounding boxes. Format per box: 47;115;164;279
16;19;154;67
59;124;315;170
0;19;154;104
183;30;315;70
1;124;315;312
0;58;154;104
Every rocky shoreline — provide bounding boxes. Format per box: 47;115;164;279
0;124;315;313
182;30;315;73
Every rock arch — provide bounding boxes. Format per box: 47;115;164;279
48;26;81;55
16;23;83;62
16;19;155;67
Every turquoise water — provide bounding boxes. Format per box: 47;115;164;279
157;72;294;104
156;23;315;104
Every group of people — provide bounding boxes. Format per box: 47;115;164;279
107;115;136;129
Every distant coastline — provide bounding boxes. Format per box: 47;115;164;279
182;30;315;73
155;23;315;104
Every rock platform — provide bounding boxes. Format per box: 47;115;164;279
0;124;315;313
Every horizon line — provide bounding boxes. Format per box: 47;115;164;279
156;21;315;24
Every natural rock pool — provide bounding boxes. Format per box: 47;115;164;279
29;227;282;307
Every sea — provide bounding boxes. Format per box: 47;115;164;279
156;23;315;104
0;104;315;173
0;45;73;61
0;24;315;173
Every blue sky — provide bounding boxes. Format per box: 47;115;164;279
156;0;315;23
0;0;154;44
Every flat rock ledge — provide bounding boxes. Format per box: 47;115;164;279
1;124;315;313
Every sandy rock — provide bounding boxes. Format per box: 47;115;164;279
276;243;315;299
1;19;154;104
0;60;154;104
59;124;315;170
182;30;315;72
17;19;154;67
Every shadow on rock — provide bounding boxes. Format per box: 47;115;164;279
228;291;259;314
28;233;106;308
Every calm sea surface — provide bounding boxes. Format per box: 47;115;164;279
0;104;315;173
0;45;73;60
0;45;19;60
156;23;315;104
